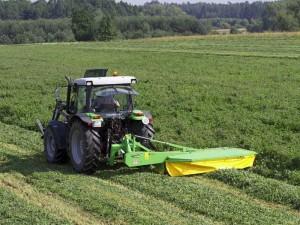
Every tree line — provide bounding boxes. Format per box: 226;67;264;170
0;0;139;20
0;0;269;21
0;0;299;44
263;0;300;31
70;8;210;42
179;1;267;20
0;18;74;44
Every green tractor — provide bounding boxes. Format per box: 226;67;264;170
39;69;154;174
38;68;256;176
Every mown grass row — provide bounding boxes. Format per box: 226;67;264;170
206;170;300;210
0;173;108;225
0;187;71;225
2;149;300;225
2;119;297;215
0;145;217;224
0;123;215;225
0;122;299;225
100;171;300;225
81;32;300;58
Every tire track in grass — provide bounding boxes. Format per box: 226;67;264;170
100;170;300;225
0;173;111;225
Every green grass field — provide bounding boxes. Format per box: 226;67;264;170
0;32;299;224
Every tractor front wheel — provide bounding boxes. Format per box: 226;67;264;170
44;128;67;163
69;121;101;174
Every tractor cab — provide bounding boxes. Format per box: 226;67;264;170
67;69;138;118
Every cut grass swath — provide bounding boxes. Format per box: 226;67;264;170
207;169;300;210
99;171;300;225
0;187;71;225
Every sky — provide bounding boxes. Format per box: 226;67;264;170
116;0;273;5
30;0;274;5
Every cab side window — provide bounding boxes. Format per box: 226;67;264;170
77;86;86;112
69;86;86;113
69;86;78;113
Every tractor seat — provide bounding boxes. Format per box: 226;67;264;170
93;96;118;112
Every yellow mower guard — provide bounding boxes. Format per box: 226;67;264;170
166;155;256;177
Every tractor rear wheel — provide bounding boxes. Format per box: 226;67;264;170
131;122;155;148
69;121;101;174
44;128;68;163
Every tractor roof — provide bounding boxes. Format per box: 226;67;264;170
74;76;137;86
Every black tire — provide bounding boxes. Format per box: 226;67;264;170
130;122;155;148
44;128;68;163
68;120;101;174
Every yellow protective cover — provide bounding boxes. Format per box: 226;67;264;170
165;155;256;177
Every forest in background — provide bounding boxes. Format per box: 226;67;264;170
0;0;299;44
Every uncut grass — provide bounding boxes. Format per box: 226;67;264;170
0;187;71;225
0;33;299;224
0;34;299;180
1;28;300;191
